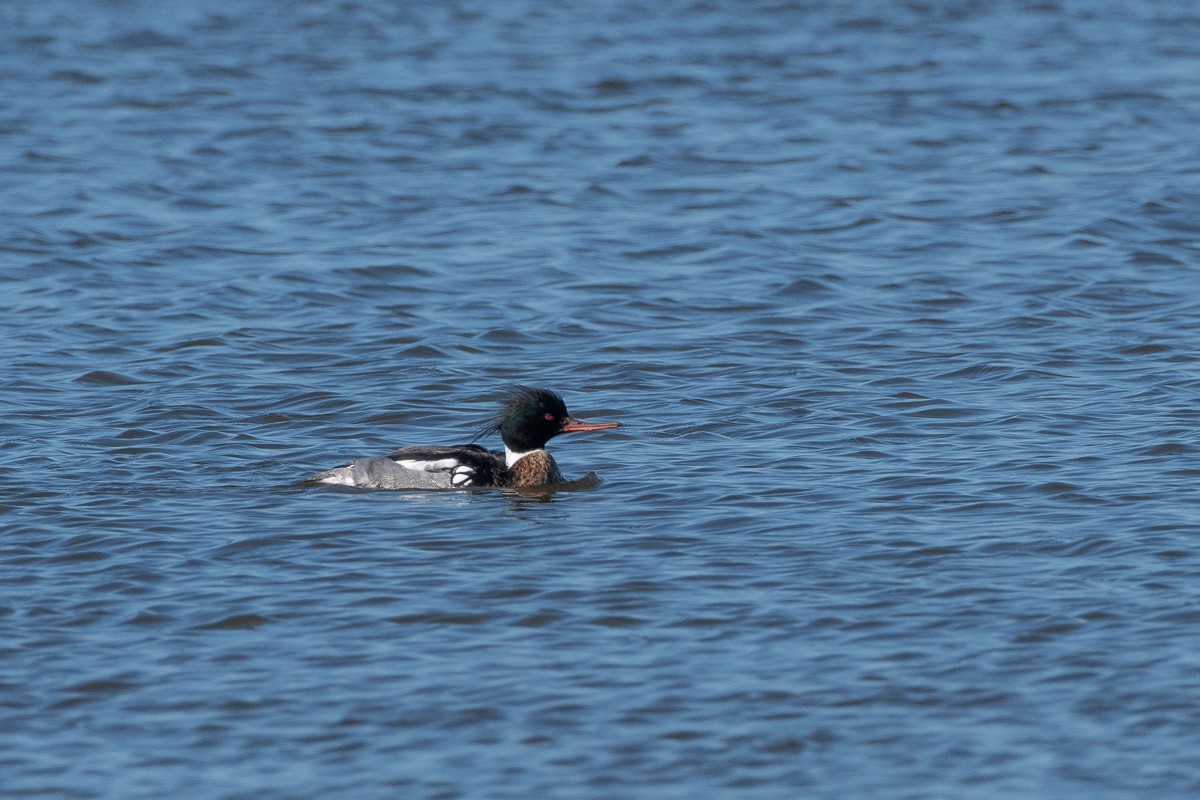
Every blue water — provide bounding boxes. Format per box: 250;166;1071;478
4;1;1200;798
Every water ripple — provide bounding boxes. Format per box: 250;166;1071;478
3;1;1200;799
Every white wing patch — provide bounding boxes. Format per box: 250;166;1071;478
393;458;460;472
450;465;476;487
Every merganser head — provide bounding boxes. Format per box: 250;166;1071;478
477;386;620;453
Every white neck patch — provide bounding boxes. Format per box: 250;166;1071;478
505;446;540;467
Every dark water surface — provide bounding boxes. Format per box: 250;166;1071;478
4;1;1200;798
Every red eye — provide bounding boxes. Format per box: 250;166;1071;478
543;413;555;421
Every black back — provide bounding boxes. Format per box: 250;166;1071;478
385;444;505;487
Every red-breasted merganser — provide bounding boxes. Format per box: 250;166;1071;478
307;386;620;490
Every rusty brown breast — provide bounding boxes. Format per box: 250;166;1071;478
503;450;564;487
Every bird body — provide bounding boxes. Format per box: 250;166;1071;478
308;387;618;490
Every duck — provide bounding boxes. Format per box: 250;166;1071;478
307;386;620;490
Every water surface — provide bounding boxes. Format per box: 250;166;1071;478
3;1;1200;798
